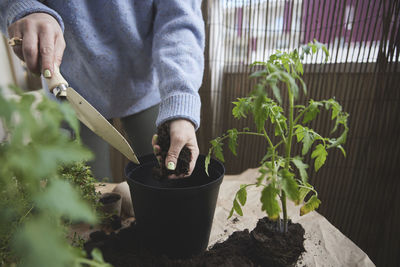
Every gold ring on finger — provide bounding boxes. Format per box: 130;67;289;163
8;37;23;47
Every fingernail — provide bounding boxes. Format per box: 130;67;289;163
152;134;158;144
153;147;159;154
43;69;52;78
167;162;175;170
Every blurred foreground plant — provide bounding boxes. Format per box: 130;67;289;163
0;86;111;266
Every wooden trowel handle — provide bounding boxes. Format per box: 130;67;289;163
44;65;69;97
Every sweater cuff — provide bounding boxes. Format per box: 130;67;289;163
6;1;64;34
156;93;201;130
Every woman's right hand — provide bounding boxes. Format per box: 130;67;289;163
7;12;65;78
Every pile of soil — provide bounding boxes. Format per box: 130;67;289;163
155;122;191;177
84;217;305;267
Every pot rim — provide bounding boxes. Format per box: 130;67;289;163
125;155;225;192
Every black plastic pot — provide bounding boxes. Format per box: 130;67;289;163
125;154;224;258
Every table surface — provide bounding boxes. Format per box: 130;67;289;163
75;168;375;267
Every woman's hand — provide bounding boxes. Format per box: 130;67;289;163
8;13;65;77
152;119;199;178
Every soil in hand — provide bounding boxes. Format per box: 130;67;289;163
155;122;191;177
84;217;305;267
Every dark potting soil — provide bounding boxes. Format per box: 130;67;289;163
84;217;305;267
155;122;191;177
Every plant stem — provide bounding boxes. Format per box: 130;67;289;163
282;91;295;233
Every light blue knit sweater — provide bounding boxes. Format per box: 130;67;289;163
0;0;204;129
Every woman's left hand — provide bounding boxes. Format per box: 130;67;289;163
152;119;199;178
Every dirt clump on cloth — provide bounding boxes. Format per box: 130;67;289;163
84;217;305;267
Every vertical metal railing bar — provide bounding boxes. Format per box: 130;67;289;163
350;0;383;248
327;0;344;75
333;0;348;73
330;0;362;227
304;0;319;101
387;0;400;64
225;0;238;141
199;0;211;153
353;1;394;257
363;2;398;259
341;0;375;235
287;0;293;49
283;0;291;50
349;0;384;251
261;0;270;61
312;0;339;221
271;0;279;53
213;0;223;136
250;0;264;166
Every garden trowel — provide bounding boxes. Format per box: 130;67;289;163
44;66;140;164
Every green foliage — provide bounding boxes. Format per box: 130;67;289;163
260;184;280;220
0;87;111;266
59;162;103;215
205;40;349;233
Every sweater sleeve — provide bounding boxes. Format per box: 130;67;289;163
0;0;64;36
152;0;205;130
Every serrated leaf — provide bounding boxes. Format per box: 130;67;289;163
279;169;299;201
210;139;224;163
303;101;321;123
233;199;243;216
295;126;314;155
261;184;280;220
253;94;269;133
292;156;309;182
237;185;247;206
311;144;328;172
232;97;252;119
300;195;321;216
270;82;282;105
295;187;311;205
227;128;238;156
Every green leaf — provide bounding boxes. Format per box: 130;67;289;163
292;156;309;182
300;195;321;216
270;82;282;105
311;144;328;172
237;185;247;206
295;186;311;205
232;97;252;119
260;184;280;220
303;101;321;123
227;128;239;156
256;168;267;186
210;138;224;163
253;93;269;133
249;69;268;78
295;125;314;155
35;179;97;224
12;217;77;267
279;169;299;201
91;248;110;264
233;199;243;216
228;207;234;219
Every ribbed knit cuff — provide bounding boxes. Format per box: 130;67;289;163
156;93;201;130
6;0;64;34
